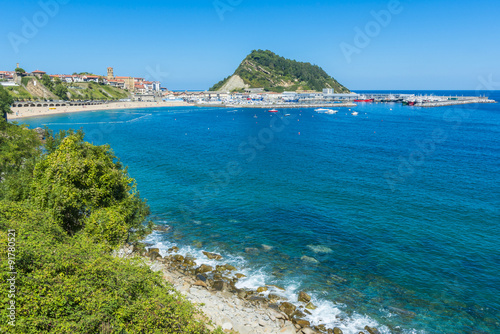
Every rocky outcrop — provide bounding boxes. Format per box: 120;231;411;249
216;75;249;92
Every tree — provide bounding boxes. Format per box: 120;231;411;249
0;85;14;120
31;133;152;246
15;67;26;74
41;74;54;90
54;83;68;100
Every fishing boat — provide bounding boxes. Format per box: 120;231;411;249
354;98;374;102
352;111;359;116
268;109;279;113
315;108;337;114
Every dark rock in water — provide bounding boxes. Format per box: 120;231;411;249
333;328;343;334
293;310;306;319
225;264;236;271
305;302;317;310
168;246;179;253
235;273;246;279
364;326;381;334
212;280;227;291
303;309;312;315
257;286;268;293
173;254;184;262
298;291;311;303
195;264;213;274
213;273;222;280
268;293;282;301
267;284;286;291
301;255;320;264
387;306;416;318
245;247;259;254
203;251;222;260
196;274;207;282
279;302;297;317
153;225;172;232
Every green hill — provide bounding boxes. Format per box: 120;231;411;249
210;50;349;93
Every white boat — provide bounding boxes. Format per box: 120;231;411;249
284;114;291;116
351;111;359;116
315;108;337;114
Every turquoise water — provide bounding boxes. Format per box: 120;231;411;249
19;92;500;333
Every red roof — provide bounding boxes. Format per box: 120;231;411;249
32;70;46;74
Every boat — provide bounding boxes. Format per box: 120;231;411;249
354;98;374;102
284;114;291;116
351;111;359;116
315;108;337;114
268;109;279;113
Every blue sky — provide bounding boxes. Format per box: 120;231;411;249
1;0;498;90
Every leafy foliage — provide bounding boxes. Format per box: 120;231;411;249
0;124;219;333
0;85;14;119
210;49;350;93
15;67;26;74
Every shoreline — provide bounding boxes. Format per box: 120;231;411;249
8;101;192;120
117;229;385;334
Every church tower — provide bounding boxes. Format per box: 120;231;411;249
107;67;114;80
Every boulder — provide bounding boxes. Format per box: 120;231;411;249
257;286;268;293
333;328;343;334
153;225;172;232
301;255;320;264
364;326;381;334
196;274;207;282
279;325;297;334
225;264;236;271
149;251;162;261
298;291;311;303
293;310;306;319
305;302;317;310
193;280;207;288
195;264;213;274
235;273;246;279
147;247;160;255
279;302;297;317
295;319;311;327
168;246;179;253
211;280;227;291
301;328;317;334
173;254;184;262
202;251;222;260
245;247;260;254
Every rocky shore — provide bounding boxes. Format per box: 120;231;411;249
114;228;383;334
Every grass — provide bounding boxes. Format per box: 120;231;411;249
5;85;34;100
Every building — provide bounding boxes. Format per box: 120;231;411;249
107;67;114;80
323;88;334;94
31;70;46;79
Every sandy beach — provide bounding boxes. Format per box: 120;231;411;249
8;101;191;120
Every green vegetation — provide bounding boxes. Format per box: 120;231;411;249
15;67;26;74
0;121;221;333
210;49;350;93
0;86;14;120
4;86;34;101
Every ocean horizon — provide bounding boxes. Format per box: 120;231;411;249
18;90;500;333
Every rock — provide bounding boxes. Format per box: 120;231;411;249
147;247;160;255
298;291;311;303
387;306;416;318
173;254;184;262
236;289;247;299
262;244;274;251
257;286;268;293
267;284;286;291
307;244;333;254
293;310;306;319
222;322;233;330
268;293;282;301
364;326;381;334
196;274;207;282
279;325;297;334
305;302;317;310
212;280;227;291
301;328;316;334
225;264;236;271
329;274;347;283
245;247;260;254
153;225;172;232
279;302;297;317
202;251;222;260
235;273;246;279
149;251;161;261
213;273;222;280
195;264;213;274
193;280;207;288
334;328;343;334
168;246;179;253
295;319;311;327
301;255;320;264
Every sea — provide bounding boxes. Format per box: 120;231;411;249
18;90;500;334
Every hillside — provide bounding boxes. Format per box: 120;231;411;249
5;77;130;101
210;50;349;93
